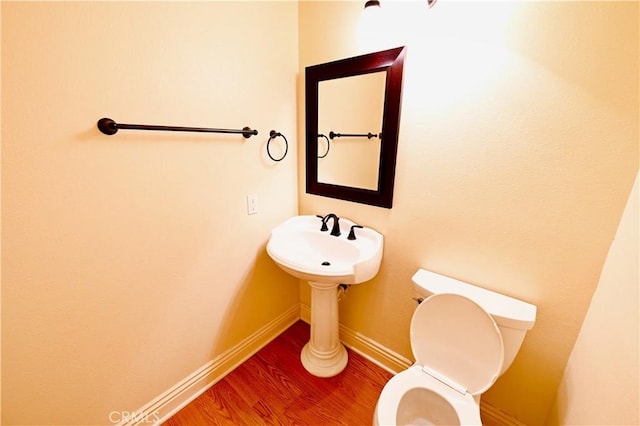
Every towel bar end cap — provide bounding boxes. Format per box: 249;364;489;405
97;118;118;135
243;127;258;139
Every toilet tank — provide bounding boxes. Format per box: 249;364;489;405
412;269;537;374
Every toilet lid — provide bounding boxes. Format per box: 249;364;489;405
411;293;504;395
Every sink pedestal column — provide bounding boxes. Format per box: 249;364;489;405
300;281;348;377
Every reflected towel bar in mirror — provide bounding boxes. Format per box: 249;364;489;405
329;131;381;140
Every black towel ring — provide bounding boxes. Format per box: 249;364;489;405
267;130;288;162
317;133;330;158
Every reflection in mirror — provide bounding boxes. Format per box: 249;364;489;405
317;72;386;190
306;46;406;208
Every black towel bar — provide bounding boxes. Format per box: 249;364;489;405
97;117;258;138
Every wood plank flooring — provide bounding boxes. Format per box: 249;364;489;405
164;320;392;426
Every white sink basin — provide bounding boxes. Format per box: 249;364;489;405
266;215;383;285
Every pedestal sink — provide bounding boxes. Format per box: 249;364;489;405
266;215;383;377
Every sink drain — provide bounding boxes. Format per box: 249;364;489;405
321;261;331;266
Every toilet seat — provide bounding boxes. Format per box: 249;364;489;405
375;293;505;425
375;365;482;425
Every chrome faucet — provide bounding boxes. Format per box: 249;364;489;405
323;214;341;237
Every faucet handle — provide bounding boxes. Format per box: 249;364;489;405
347;225;364;240
315;214;329;232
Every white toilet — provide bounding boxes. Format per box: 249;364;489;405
374;269;537;426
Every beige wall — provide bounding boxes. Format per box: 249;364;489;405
548;174;639;425
1;2;299;424
298;1;638;424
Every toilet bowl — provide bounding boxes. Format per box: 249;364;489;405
374;269;536;426
375;364;482;425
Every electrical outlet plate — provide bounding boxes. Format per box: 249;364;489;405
247;194;258;215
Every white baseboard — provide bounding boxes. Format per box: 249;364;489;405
299;303;413;375
479;400;527;426
122;304;300;426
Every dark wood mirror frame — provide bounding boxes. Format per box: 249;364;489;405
305;46;406;209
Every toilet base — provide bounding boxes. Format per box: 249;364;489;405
301;341;348;378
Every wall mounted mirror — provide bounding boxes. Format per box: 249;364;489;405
305;46;406;208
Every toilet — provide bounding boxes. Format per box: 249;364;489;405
374;269;537;426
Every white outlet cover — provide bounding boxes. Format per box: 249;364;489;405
247;194;258;215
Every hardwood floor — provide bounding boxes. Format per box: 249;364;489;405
164;320;392;426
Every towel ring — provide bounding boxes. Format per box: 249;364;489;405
317;133;330;158
267;130;288;162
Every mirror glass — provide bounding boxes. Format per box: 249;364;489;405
305;46;406;208
317;72;386;190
